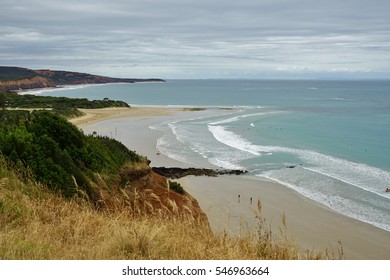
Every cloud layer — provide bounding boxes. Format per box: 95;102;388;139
1;0;389;78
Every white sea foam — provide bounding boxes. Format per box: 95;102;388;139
304;166;390;199
208;157;244;170
259;171;390;232
169;123;187;145
19;83;109;95
208;123;390;198
209;111;279;125
209;114;243;125
297;151;390;198
208;125;295;156
156;135;193;165
205;123;390;231
208;125;261;156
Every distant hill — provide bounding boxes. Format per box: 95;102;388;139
0;66;165;91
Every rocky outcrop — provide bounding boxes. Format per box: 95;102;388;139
152;166;247;179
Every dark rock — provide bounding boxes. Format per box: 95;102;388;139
286;164;303;169
152;166;247;179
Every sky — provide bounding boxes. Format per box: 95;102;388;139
1;0;390;79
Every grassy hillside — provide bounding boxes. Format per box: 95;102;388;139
0;67;37;81
0;110;144;199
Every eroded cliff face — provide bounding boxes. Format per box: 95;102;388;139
0;76;56;91
95;168;207;222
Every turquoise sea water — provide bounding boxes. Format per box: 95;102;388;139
38;80;390;231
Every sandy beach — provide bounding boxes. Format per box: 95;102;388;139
69;106;180;127
72;107;390;260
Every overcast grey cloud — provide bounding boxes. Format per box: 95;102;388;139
1;0;389;78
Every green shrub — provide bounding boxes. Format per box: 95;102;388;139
0;110;146;199
4;92;129;109
169;181;185;195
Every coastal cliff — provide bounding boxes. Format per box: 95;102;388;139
0;66;165;91
106;165;206;220
0;75;55;91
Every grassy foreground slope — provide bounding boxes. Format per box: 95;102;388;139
0;111;335;259
1;160;335;260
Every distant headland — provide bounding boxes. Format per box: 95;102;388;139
0;66;165;91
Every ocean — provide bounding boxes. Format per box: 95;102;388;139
37;79;390;232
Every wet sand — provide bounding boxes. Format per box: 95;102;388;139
177;175;390;259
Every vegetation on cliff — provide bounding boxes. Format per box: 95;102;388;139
0;66;38;81
0;90;130;119
0;110;143;199
3;91;129;109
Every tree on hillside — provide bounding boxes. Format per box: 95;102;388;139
0;92;6;110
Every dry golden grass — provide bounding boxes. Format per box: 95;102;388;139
0;158;336;260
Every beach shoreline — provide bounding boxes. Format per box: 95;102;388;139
72;106;390;260
69;106;180;128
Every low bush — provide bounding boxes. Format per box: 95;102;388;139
169;181;185;195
